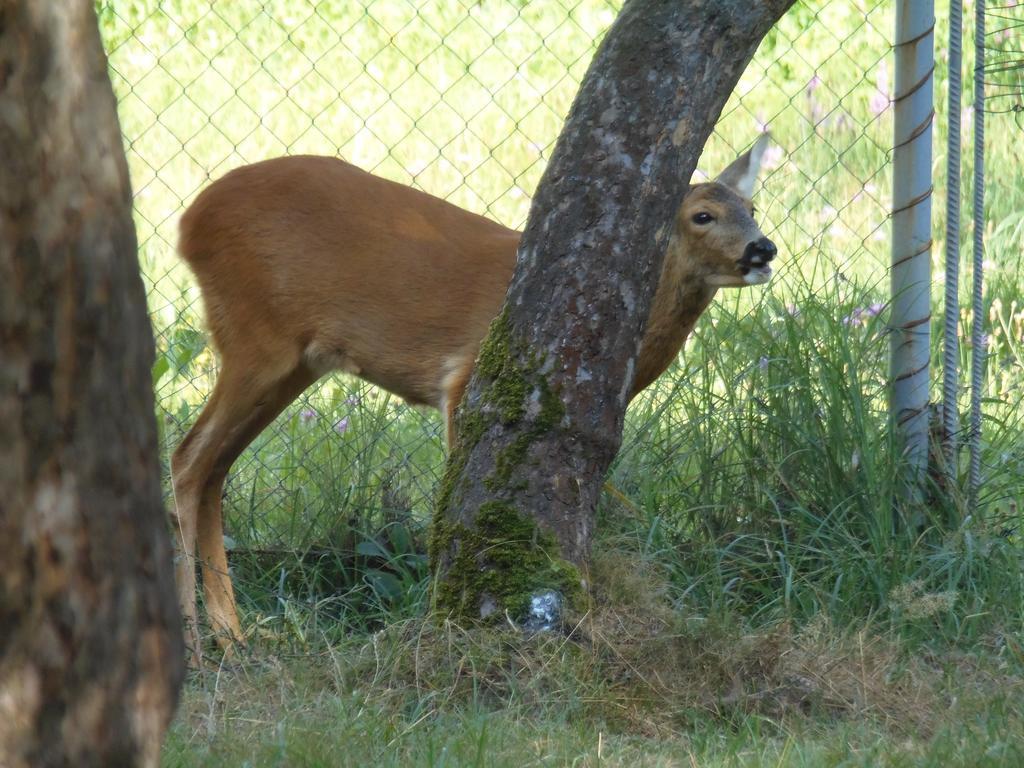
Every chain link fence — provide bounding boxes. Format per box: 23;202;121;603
97;1;898;563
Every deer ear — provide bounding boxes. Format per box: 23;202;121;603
715;133;770;198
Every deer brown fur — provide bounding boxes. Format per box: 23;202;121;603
171;136;776;664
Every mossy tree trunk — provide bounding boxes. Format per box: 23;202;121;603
431;0;796;620
0;3;184;766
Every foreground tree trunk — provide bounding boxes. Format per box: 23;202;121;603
0;4;184;766
431;0;795;619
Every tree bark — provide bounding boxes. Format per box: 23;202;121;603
431;0;795;619
0;3;184;766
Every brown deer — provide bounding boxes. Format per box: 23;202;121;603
171;135;776;663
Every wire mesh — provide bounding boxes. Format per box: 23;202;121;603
96;0;902;554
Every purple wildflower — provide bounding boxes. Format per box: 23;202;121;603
832;112;853;132
844;303;885;327
299;408;318;425
869;90;889;117
333;417;350;436
806;75;825;126
870;61;890;116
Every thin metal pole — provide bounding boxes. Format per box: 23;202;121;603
891;0;935;496
968;0;986;511
942;0;963;476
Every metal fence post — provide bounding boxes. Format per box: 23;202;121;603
942;0;963;477
891;0;935;498
968;0;986;512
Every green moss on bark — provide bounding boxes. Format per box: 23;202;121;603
487;434;531;493
429;405;484;570
433;501;583;620
475;309;530;424
485;380;564;492
430;308;579;622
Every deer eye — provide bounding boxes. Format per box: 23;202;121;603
692;212;714;225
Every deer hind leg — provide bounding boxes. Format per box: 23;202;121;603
195;364;316;653
171;384;230;668
441;356;475;451
174;382;243;671
171;355;312;663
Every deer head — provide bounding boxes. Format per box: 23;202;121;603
673;133;776;289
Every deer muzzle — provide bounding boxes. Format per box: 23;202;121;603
739;237;777;284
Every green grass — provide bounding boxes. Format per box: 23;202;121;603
94;0;1024;764
163;587;1024;767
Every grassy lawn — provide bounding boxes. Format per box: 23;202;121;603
163;585;1024;767
95;0;1024;764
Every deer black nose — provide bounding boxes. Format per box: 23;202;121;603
743;237;777;267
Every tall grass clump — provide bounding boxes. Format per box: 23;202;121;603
613;267;1024;641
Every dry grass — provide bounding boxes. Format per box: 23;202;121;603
193;552;1008;733
166;553;1024;766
